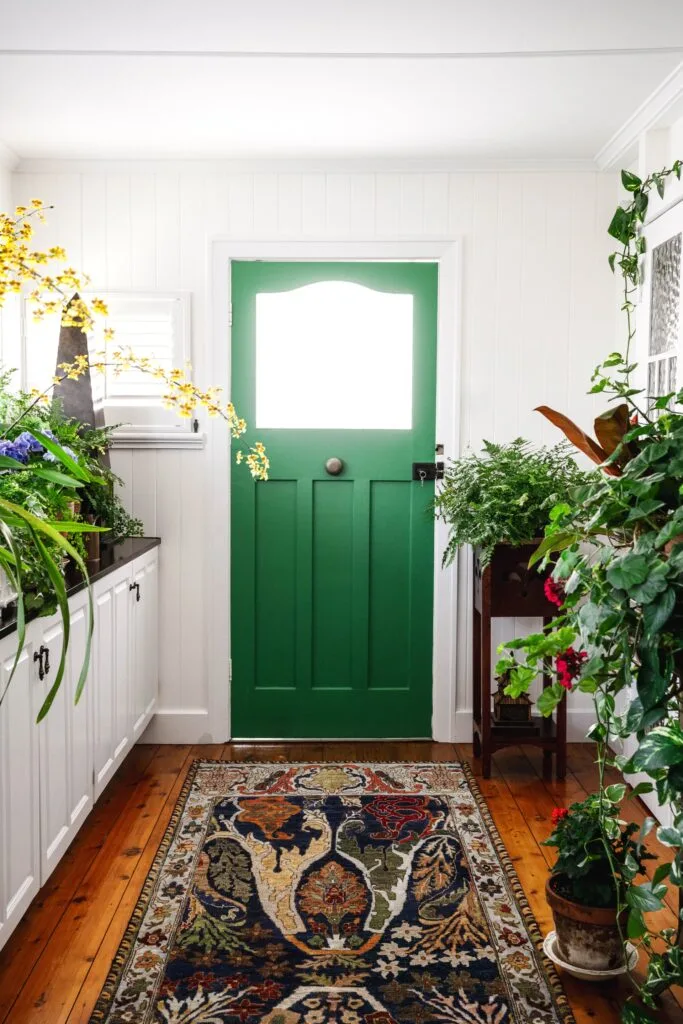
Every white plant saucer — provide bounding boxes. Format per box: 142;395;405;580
542;930;638;982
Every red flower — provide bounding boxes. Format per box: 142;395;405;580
551;807;569;826
555;647;587;690
544;577;565;608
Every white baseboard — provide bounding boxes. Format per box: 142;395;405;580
141;709;225;744
453;708;595;744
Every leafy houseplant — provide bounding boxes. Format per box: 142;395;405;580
544;793;655;972
434;438;586;567
496;162;683;1021
0;200;268;719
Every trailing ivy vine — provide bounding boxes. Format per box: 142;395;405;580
496;162;683;1023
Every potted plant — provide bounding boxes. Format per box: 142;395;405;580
496;162;683;1022
433;438;586;568
544;793;654;974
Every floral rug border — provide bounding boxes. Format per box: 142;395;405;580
89;759;576;1024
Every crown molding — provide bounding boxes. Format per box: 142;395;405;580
595;60;683;170
14;155;600;175
0;141;19;171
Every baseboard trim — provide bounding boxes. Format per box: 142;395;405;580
453;708;595;744
141;708;595;745
140;709;223;744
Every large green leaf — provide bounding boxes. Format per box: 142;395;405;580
626;882;665;912
606;552;650;591
30;429;92;483
30;528;70;722
0;524;25;708
642;587;675;636
633;727;683;772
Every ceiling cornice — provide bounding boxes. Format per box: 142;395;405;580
595;59;683;169
2;47;683;60
13;156;601;175
0;141;19;171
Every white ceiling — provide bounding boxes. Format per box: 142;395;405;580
1;1;683;164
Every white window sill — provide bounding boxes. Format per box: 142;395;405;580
109;431;206;450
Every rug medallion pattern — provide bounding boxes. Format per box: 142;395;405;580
92;762;573;1024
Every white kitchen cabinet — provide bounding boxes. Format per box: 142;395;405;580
132;547;159;741
0;633;40;950
92;564;133;799
0;541;159;951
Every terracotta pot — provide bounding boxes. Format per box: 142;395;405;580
546;876;625;972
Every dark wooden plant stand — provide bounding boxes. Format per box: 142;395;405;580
472;542;567;780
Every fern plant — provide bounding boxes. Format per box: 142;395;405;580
434;439;585;567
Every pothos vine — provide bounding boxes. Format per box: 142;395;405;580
497;162;683;1023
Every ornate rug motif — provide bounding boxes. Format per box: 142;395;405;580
91;762;574;1024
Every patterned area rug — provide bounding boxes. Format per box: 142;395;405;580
91;762;574;1024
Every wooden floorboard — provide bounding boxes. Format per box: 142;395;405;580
0;741;679;1023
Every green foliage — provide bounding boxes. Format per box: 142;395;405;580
0;371;138;717
433;438;585;567
496;163;683;1021
545;792;655;908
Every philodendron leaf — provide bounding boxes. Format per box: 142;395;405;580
534;406;620;475
621;170;643;192
642;587;675;636
632;727;683;772
626;882;664;913
657;826;683;847
608;205;633;245
593;403;633;459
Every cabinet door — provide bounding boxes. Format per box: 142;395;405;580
132;550;159;740
0;633;40;951
93;566;132;800
34;591;93;882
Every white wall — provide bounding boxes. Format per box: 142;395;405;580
10;164;619;742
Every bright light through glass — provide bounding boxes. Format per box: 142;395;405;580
255;281;413;429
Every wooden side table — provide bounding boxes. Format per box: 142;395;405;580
472;543;567;780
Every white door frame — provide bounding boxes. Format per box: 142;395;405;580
208;239;463;743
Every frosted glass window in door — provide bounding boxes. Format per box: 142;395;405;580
255;282;414;429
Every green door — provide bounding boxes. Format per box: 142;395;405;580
231;261;438;738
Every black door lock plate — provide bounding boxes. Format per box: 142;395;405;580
412;462;445;482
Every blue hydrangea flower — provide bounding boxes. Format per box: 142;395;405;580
0;439;29;464
43;443;77;464
14;431;45;455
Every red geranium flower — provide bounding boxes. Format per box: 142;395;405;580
551;807;569;826
555;647;587;690
544;577;565;608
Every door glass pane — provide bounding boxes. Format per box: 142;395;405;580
255;281;413;429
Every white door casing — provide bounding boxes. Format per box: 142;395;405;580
207;240;463;743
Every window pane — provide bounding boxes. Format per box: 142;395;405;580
255;282;413;429
649;233;681;356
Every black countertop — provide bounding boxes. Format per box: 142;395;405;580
0;537;161;640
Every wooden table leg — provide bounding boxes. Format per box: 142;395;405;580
472;605;482;758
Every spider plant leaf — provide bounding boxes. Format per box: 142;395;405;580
30;430;91;482
0;523;25;708
31;528;70;723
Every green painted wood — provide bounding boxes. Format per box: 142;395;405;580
231;261;438;738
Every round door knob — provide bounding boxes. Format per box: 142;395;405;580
325;457;344;476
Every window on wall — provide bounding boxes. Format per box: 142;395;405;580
641;202;683;411
24;292;194;441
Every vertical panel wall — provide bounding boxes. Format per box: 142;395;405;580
10;165;619;741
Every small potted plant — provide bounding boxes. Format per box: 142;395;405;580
544;791;655;975
433;438;585;568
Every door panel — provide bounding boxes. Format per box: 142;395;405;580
231;261;438;738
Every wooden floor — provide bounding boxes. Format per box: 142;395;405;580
0;741;681;1023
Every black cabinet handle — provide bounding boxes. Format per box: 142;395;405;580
33;648;44;681
129;582;141;602
33;645;50;680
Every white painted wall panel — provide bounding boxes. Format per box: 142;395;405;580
11;165;619;741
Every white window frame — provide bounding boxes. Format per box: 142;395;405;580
636;199;683;407
86;291;202;449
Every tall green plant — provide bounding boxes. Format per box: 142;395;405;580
496;163;683;1022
